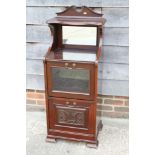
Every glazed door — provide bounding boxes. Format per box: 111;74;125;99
46;61;96;100
48;97;96;134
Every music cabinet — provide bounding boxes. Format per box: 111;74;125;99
43;6;106;148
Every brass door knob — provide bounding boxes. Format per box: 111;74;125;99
73;102;77;105
65;62;69;67
66;101;69;105
72;63;76;67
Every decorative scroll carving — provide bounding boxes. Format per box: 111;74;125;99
57;109;85;126
56;6;103;17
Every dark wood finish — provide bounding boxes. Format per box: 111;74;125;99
48;97;96;133
43;6;105;148
46;61;96;100
56;6;103;17
46;119;103;148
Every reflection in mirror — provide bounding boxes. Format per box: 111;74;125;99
62;26;97;45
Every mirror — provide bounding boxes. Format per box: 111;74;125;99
62;26;97;46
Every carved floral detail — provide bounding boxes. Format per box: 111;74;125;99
57;109;85;126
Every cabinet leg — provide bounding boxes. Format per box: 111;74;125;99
86;120;103;148
98;120;103;131
46;137;56;143
86;140;98;149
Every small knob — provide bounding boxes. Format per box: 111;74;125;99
73;102;77;105
65;63;69;67
66;101;69;105
72;63;76;67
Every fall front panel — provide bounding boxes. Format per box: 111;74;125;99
48;97;96;134
46;61;96;100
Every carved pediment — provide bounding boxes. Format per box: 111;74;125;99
56;6;103;17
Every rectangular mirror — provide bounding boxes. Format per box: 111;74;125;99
62;26;97;46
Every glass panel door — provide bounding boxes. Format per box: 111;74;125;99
51;67;90;94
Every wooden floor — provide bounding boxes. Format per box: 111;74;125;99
26;111;128;155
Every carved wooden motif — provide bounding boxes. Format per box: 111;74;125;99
56;6;103;17
57;108;85;126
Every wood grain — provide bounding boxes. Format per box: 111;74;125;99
26;0;129;7
102;7;129;27
99;63;129;80
98;79;128;96
26;7;65;25
26;74;45;90
101;46;129;64
103;27;128;46
26;43;49;59
26;25;51;43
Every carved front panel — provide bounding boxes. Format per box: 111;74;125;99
56;106;87;127
48;98;95;133
58;109;85;126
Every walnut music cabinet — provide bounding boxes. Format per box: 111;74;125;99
43;6;106;148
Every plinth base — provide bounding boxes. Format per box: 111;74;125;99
46;120;103;149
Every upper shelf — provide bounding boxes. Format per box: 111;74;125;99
46;48;97;62
46;6;106;26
